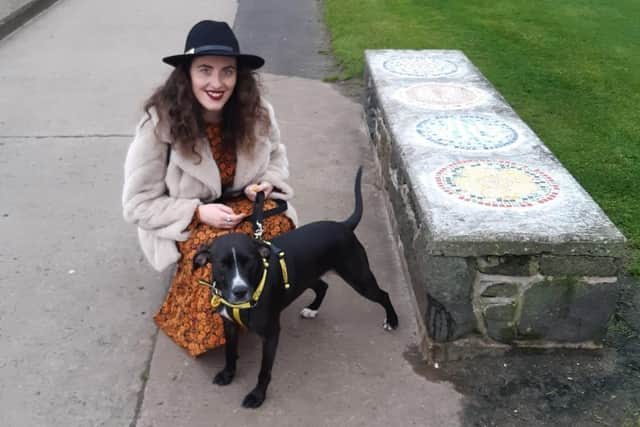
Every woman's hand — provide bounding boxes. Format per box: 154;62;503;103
197;203;246;229
244;181;274;202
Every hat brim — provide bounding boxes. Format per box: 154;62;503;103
162;50;264;69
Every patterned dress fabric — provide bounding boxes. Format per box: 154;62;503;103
154;124;295;357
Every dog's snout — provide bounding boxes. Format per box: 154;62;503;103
232;284;249;299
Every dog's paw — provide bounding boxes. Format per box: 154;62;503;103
300;308;318;319
213;369;235;386
242;389;266;409
383;318;398;331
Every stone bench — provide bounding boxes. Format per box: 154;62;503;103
364;50;626;361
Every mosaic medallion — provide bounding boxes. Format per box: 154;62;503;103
435;160;560;208
399;83;486;110
383;55;458;78
416;115;518;151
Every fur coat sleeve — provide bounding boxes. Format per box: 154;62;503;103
122;110;202;239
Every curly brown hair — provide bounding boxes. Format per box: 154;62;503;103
143;61;270;161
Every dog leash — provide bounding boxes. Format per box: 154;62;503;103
249;191;291;289
218;189;288;240
246;191;288;240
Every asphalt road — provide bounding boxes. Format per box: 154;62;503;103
234;0;335;79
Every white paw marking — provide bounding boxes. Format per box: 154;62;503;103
383;320;395;332
300;308;318;319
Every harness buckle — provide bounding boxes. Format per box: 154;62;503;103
253;220;264;240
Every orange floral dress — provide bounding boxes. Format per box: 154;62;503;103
154;124;295;357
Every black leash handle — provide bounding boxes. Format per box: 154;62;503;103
249;191;288;240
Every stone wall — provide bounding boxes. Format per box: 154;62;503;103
364;50;625;361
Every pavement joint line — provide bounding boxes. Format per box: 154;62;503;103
129;327;160;427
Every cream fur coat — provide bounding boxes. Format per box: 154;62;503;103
122;100;297;271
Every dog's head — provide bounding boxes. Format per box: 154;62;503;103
193;233;271;305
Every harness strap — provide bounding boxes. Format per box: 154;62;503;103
232;307;246;329
260;241;290;289
278;251;290;289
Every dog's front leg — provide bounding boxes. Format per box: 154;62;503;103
242;326;280;408
213;319;238;386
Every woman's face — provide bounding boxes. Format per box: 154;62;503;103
190;55;238;122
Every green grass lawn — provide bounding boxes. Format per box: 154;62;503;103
325;0;640;275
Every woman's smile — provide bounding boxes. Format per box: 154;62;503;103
206;90;225;101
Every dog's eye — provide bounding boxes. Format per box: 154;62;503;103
221;256;234;268
236;254;249;266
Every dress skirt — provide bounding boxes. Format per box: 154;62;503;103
154;196;294;357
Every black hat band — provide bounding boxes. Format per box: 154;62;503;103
186;45;235;54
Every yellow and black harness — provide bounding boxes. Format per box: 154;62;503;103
198;191;290;329
198;242;290;329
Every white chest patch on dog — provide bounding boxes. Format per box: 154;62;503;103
219;307;233;322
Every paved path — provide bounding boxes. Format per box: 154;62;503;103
0;1;462;426
233;0;334;79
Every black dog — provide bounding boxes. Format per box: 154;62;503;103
193;167;398;408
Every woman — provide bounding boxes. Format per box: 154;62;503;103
122;20;297;357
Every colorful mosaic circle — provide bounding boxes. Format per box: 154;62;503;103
400;83;485;110
435;160;560;208
416;115;518;151
383;55;458;78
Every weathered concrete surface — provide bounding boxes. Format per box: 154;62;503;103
0;137;168;426
0;1;236;426
136;74;462;427
365;49;625;258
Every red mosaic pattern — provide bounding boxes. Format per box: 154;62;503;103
434;159;560;208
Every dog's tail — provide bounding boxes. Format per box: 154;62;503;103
343;166;363;230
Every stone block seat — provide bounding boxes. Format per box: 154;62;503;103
364;50;626;361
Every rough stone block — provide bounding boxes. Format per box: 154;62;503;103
518;277;619;342
476;255;538;276
480;282;520;298
422;256;476;341
486;320;516;343
539;255;620;277
484;303;516;321
484;303;517;343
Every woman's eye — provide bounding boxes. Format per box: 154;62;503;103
224;68;234;76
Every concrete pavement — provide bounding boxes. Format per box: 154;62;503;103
0;1;463;425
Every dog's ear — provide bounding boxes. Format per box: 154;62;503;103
192;245;210;271
255;241;271;259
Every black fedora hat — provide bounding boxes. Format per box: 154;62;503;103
162;20;264;69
